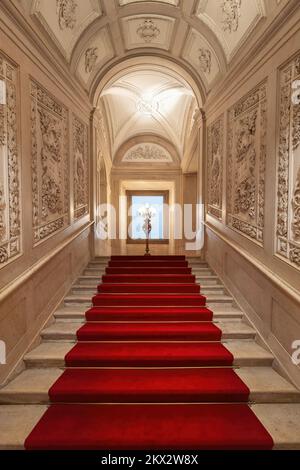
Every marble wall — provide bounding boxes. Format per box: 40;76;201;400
204;8;300;387
0;10;92;384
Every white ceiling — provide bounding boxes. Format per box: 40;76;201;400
16;0;286;97
101;67;196;160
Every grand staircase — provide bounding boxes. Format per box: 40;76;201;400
0;256;300;449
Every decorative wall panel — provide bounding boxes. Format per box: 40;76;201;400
207;115;224;220
73;114;89;220
31;81;70;244
276;54;300;268
226;82;267;244
0;53;21;267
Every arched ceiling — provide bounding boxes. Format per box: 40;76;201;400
100;66;197;159
16;0;288;100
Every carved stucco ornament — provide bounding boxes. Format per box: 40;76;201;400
222;0;242;33
276;55;300;268
207;116;224;220
198;49;212;74
136;19;160;43
73;115;89;220
123;144;172;163
85;47;98;74
56;0;78;31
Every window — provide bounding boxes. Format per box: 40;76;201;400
127;191;169;244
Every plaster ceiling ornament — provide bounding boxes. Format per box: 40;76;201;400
31;80;70;245
136;95;159;115
56;0;78;31
222;0;242;33
85;47;98;74
0;54;21;268
227;82;267;244
136;19;160;43
198;48;212;74
123;143;173;163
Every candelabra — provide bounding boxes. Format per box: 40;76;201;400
138;204;156;256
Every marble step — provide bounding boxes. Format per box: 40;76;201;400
41;320;255;341
55;306;244;321
77;275;222;286
23;340;274;368
1;366;299;406
64;293;234;306
70;284;226;296
1;402;300;449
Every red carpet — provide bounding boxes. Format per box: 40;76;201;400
49;368;249;403
25;404;273;450
86;306;213;321
76;322;222;341
92;293;206;306
25;255;273;449
98;283;200;293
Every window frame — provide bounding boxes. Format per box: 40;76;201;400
126;190;169;245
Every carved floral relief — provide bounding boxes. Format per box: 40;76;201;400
0;54;21;268
276;54;300;268
136;19;160;43
56;0;77;31
31;81;70;244
73;115;89;220
198;49;212;74
85;47;98;74
227;82;267;244
207;116;224;220
222;0;242;33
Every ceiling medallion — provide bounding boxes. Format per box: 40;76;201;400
136;95;159;115
222;0;242;33
136;19;160;43
56;0;78;31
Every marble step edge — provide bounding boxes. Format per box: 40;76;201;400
41;321;256;341
1;403;300;450
64;294;234;304
0;367;299;406
22;340;274;368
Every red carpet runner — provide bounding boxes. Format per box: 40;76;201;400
25;255;273;450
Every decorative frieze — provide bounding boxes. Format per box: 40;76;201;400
73;115;89;220
123;144;173;163
207;116;224;220
0;54;21;268
276;55;300;268
30;80;70;244
227;82;267;244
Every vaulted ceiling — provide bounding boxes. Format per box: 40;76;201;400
17;0;287;99
13;0;291;166
101;66;196;159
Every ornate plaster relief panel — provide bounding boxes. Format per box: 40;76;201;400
276;54;300;268
196;0;266;62
207;115;224;220
31;81;70;245
121;15;176;51
73;115;89;220
0;53;21;268
31;0;102;61
123;143;173;163
226;81;267;244
76;27;114;88
182;28;221;90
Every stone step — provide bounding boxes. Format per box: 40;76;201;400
196;276;221;285
41;320;255;341
55;306;244;321
64;294;234;306
1;402;300;449
77;274;222;286
70;284;226;296
23;340;273;368
1;366;299;406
